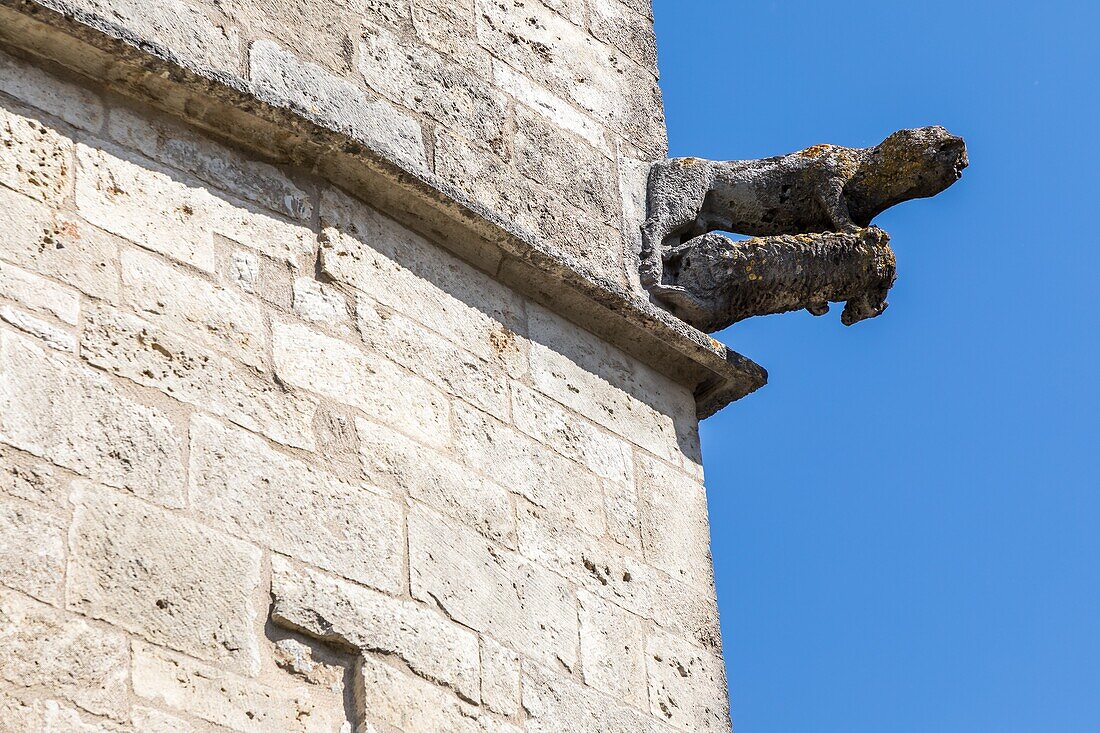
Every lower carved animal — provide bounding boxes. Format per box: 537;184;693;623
653;228;897;332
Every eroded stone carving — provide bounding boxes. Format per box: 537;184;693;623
641;126;967;330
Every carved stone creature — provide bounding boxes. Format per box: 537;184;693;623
640;126;967;330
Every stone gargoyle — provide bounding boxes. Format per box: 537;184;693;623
640;126;968;331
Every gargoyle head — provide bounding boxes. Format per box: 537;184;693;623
847;126;968;225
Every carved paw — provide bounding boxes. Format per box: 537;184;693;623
806;301;831;317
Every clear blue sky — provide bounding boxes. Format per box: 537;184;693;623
651;1;1100;730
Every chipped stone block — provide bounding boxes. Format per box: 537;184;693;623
250;40;426;174
319;188;525;374
0;50;104;132
81;306;317;450
578;590;647;706
511;382;633;486
356;416;516;547
273;321;451;450
293;277;350;326
524;662;676;733
272;639;345;691
479;635;520;717
190;415;404;592
0;590;129;721
0;331;185;506
132;640;344;733
0;498;66;603
270;556;480;702
0;102;72;205
637;453;714;592
354;654;521;733
647;628;731;733
409;507;578;671
0;306;76;352
121;249;268;370
67;482;261;674
451;402;605;538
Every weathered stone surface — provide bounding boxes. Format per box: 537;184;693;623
637;453;714;592
480;635;520;717
0;589;129;720
0;50;104;132
319;188;526;374
511;382;633;486
0;259;79;327
270;556;480;702
273;321;451;450
355;654;520;733
121;249;268;370
76;143;313;273
292;278;350;327
578;589;647;707
524;662;676;733
526;302;689;465
131;706;231;733
356;416;515;546
190;415;404;592
409;507;578;671
67;482;261;673
0;331;185;506
357;299;511;421
451;402;604;538
272;638;345;691
82;306;317;449
492;60;609;154
132;641;344;733
647;628;731;733
0;306;76;352
0;692;125;733
602;476;642;552
588;0;658;68
250;40;427;174
0;498;65;602
359;21;507;152
413;0;487;75
0;445;69;508
0;102;72;204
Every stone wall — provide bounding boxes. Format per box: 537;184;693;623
0;48;731;732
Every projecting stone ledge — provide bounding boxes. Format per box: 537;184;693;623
0;0;767;418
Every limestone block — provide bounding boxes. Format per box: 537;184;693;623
354;654;521;733
293;278;350;327
61;0;241;73
0;103;72;205
412;0;488;76
0;692;125;733
516;502;722;653
647;629;731;733
131;706;232;732
588;0;658;68
511;383;633;486
190;416;404;592
602;476;642;552
249;40;426;174
0;261;79;326
526;302;688;464
132;641;344;733
272;639;345;691
356;416;515;547
637;453;715;592
273;321;450;450
408;507;579;671
491;60;609;155
270;557;480;702
0;590;129;721
578;590;647;706
319;188;526;373
357;299;511;421
0;306;76;352
479;635;520;717
512;104;617;223
523;662;676;733
106;107;313;222
223;0;361;75
66;483;262;674
0;51;105;132
451;402;605;538
359;21;508;152
76;144;313;273
0;331;185;506
0;445;69;508
82;306;317;450
121;249;267;370
0;498;65;603
0;205;122;302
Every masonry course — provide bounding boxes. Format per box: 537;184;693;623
0;2;737;728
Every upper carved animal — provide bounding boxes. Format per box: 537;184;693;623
640;126;968;287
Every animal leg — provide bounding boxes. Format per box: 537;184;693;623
816;179;859;233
